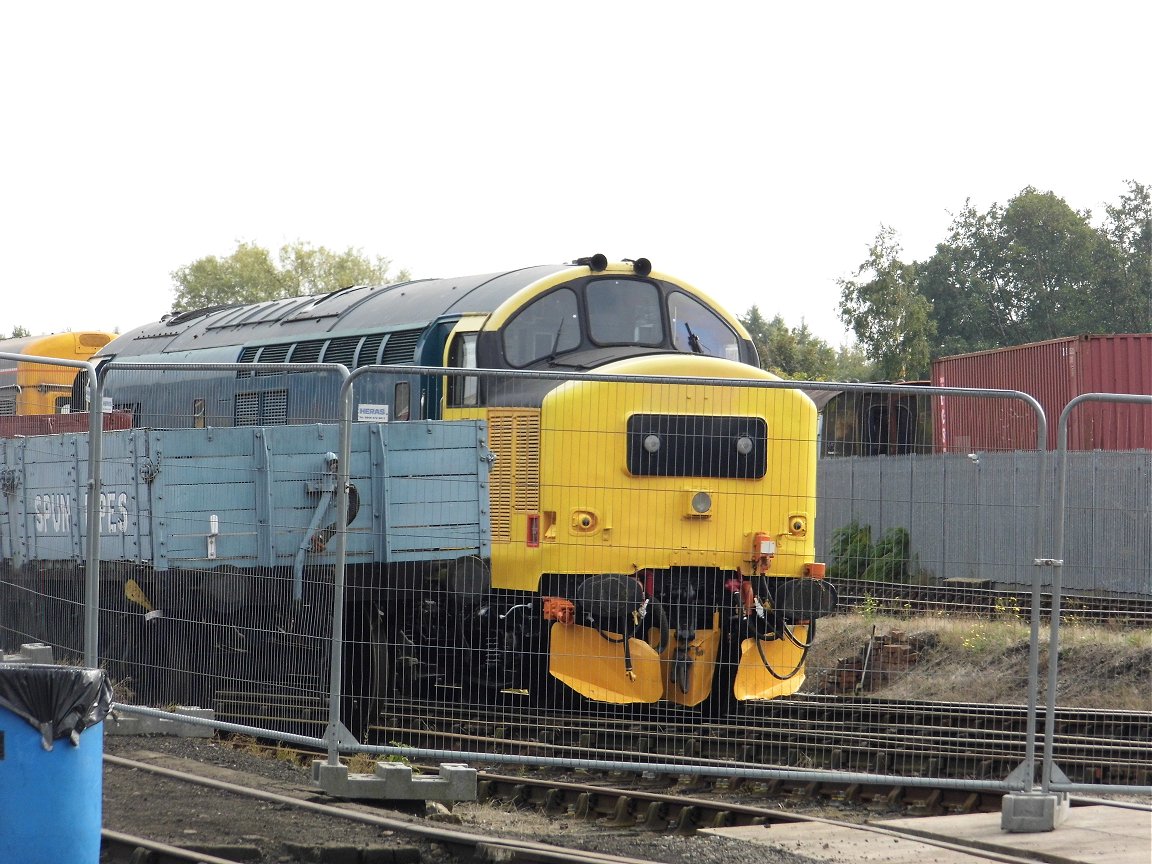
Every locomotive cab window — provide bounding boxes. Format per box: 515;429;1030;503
503;287;579;367
586;279;663;346
394;381;411;420
667;291;741;361
447;332;479;407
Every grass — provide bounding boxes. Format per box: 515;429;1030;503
807;610;1152;711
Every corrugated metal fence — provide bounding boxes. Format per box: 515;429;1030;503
815;450;1152;597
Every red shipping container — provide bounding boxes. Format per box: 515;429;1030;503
932;335;1152;452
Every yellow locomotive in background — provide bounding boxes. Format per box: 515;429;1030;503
0;331;114;416
86;255;834;711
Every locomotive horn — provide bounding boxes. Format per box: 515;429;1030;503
628;258;652;276
574;253;608;272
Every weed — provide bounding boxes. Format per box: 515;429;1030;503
993;596;1023;621
859;593;880;621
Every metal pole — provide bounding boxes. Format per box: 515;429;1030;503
0;353;102;667
1019;395;1047;791
327;366;355;765
1041;393;1152;792
83;363;104;667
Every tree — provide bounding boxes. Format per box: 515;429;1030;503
170;241;410;313
837;227;935;379
738;306;853;380
9;325;30;338
916;186;1147;356
1096;180;1152;333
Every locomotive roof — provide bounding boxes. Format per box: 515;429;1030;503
105;264;569;357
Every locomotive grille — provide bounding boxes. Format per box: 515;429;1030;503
381;328;423;364
235;389;289;426
487;409;541;542
323;336;362;367
289;340;325;364
627;414;767;478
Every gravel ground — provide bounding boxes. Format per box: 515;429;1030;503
102;733;826;864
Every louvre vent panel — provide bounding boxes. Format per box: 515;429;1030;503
488;416;513;542
487;409;540;542
289;340;325;364
323;336;362;367
513;414;541;511
381;329;422;364
357;333;386;368
258;344;291;363
236;346;260;378
255;344;291;376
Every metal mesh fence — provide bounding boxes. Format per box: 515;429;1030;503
1;365;1148;795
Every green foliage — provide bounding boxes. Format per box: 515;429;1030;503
863;526;911;581
1097;180;1152;334
827;520;918;582
170;241;410;313
827;520;873;580
9;325;30;338
739;306;874;380
843;182;1150;367
918;187;1127;355
836;226;936;379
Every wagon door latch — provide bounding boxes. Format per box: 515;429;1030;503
293;452;360;602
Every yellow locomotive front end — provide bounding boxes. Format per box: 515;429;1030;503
495;354;828;707
440;257;834;710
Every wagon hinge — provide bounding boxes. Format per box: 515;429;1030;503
0;467;20;496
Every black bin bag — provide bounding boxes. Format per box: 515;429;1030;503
0;664;113;750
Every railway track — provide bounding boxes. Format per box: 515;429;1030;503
833;577;1152;626
102;747;1151;864
211;690;1151;787
102;753;671;864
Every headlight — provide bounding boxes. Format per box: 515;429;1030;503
643;434;661;453
735;435;754;455
691;491;712;514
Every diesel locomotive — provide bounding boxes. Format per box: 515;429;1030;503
0;331;115;416
65;255;834;712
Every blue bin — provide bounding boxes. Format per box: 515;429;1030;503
0;664;111;864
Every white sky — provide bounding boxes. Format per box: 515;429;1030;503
2;2;1148;347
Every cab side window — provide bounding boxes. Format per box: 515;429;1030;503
447;332;479;407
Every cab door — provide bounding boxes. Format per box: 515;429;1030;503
414;316;461;420
440;314;488;420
